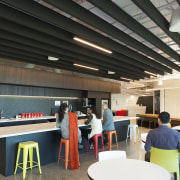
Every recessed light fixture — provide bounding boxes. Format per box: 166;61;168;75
120;77;132;81
73;37;112;54
73;63;99;71
108;71;115;74
144;71;157;76
48;56;59;61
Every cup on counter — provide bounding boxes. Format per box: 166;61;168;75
21;113;25;119
31;113;34;118
40;112;43;117
35;113;39;118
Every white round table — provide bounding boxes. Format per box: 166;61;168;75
88;159;171;180
172;126;180;131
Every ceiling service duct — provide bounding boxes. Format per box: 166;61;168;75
169;7;180;32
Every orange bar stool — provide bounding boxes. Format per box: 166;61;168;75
104;130;119;151
86;133;104;159
57;138;69;170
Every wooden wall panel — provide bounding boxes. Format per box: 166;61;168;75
0;64;121;93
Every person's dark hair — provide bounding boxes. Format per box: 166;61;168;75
90;106;101;119
59;103;68;123
158;111;170;124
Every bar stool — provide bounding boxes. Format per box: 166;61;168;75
57;138;69;170
86;133;104;159
104;130;119;151
126;124;140;143
14;141;42;179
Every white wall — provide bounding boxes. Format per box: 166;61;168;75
164;88;180;117
111;94;139;110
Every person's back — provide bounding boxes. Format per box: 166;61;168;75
145;125;180;151
145;111;180;162
89;113;102;138
102;108;115;131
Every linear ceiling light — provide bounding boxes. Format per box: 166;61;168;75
108;71;115;74
48;56;59;61
144;71;157;76
73;37;112;54
169;7;180;32
73;63;99;71
120;77;132;81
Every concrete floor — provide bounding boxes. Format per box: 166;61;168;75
0;124;152;180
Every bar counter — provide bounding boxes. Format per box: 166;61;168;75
136;114;180;127
0;116;136;176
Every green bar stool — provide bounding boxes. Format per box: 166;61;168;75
14;141;42;179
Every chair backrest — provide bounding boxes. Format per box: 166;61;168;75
150;147;179;179
98;150;127;162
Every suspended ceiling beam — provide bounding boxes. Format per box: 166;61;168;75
0;52;124;81
0;19;154;76
132;0;180;47
0;31;146;79
0;44;143;80
0;1;173;74
86;0;180;67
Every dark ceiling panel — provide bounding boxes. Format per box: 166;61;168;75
132;0;180;46
0;1;173;74
42;0;176;73
0;44;143;80
0;18;155;76
86;0;180;65
0;30;146;80
176;0;180;6
0;52;124;81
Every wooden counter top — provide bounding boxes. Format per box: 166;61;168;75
0;116;138;138
136;114;180;121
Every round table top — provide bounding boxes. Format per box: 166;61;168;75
172;126;180;131
88;159;171;180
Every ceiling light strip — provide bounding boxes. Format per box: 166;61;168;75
48;56;59;61
120;77;132;81
73;37;112;54
73;63;99;71
144;71;157;76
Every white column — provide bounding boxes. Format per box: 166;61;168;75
160;89;165;112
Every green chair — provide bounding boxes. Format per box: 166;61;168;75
150;147;179;180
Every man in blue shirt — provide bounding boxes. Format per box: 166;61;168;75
145;112;180;164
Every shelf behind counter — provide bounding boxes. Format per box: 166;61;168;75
0;115;87;127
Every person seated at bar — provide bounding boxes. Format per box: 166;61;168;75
85;106;103;149
56;103;83;149
102;102;115;144
145;111;180;165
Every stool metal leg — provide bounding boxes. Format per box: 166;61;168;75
126;126;130;142
35;145;42;174
23;147;28;179
133;126;136;143
14;145;21;175
109;133;112;151
29;147;33;170
115;133;119;150
100;134;104;151
57;141;62;166
139;142;145;160
136;127;140;142
65;141;69;170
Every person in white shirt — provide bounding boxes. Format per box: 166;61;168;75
85;106;103;149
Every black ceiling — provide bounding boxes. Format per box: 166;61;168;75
0;0;180;81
